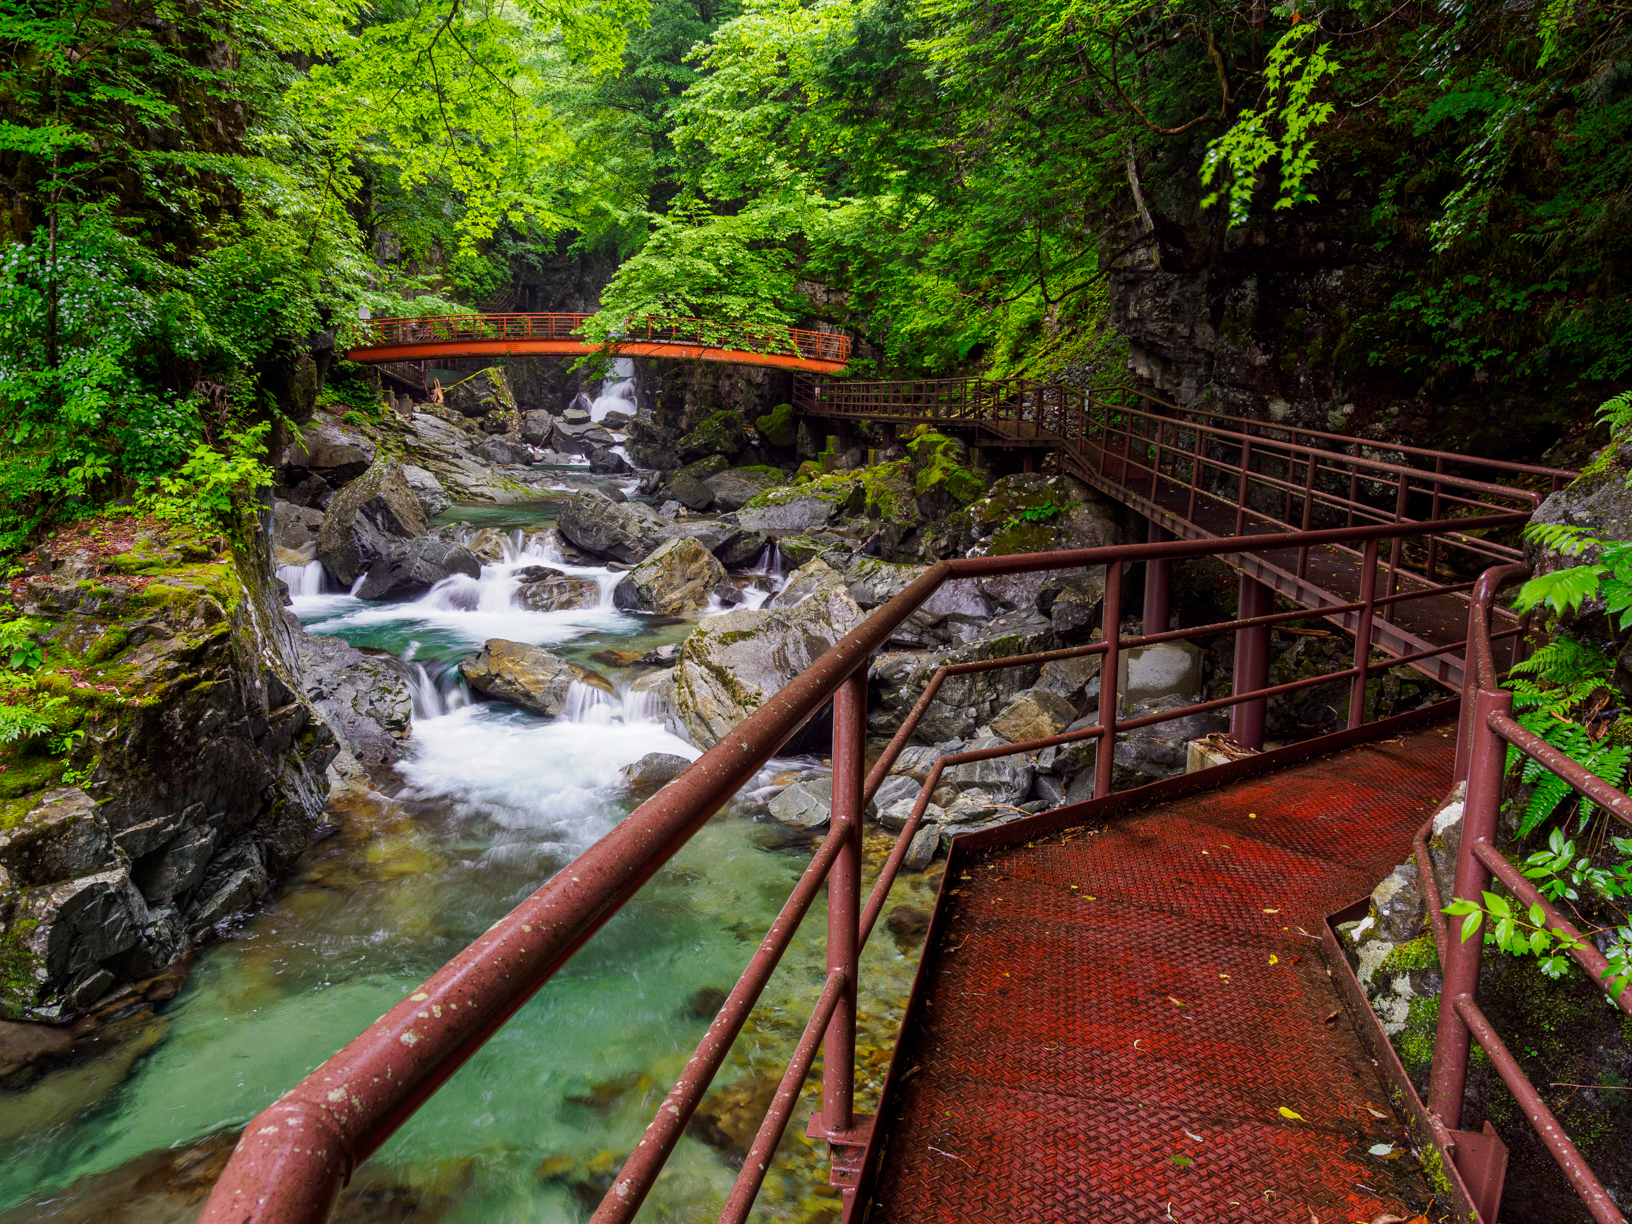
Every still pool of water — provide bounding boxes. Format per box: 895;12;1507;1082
0;494;936;1224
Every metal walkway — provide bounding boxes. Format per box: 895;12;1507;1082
866;721;1458;1223
795;376;1570;693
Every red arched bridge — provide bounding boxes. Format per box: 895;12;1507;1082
200;366;1628;1222
346;312;851;373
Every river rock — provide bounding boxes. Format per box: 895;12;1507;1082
706;467;784;511
990;688;1077;743
712;526;768;569
666;581;867;747
950;736;1034;803
1117;641;1202;710
515;572;601;611
465;528;509;562
520;410;555;444
315;458;428;586
588;446;631;474
902;824;941;871
768;777;832;828
736;479;861;532
355;538;482;600
1039;571;1106;640
676;411;746;464
281;421;376;481
870;773;922;820
400;464;451;518
475;435;532;466
1112;694;1228;790
872;611;1057;742
444;367;517;418
558;490;673;563
296;631;414;768
755;404;797;448
676;455;730;481
458;639;612;716
272;501;325;551
612;537;727;614
618;752;692;793
659;472;716;511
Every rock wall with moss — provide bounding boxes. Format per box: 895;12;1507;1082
0;518;335;1021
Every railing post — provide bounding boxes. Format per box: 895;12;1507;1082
1296;446;1318;581
821;667;866;1142
1385;472;1408;597
1095;561;1123;799
1426;456;1446;581
1429;682;1513;1131
1143;521;1170;635
1230;573;1272;751
1187;418;1203;522
1235;437;1252;536
1347;536;1381;729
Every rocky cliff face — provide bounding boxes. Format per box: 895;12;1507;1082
0;521;337;1022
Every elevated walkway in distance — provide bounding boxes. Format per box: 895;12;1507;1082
864;718;1459;1223
345;312;851;374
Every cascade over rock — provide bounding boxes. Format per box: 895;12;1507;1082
356;538;482;600
557;490;673;563
612;537;728;615
458;640;613;717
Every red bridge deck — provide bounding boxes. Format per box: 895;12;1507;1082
866;720;1457;1222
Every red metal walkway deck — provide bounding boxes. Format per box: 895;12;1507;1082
866;721;1457;1222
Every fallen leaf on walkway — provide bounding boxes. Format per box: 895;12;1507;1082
1218;973;1231;981
1169;1154;1194;1168
1368;1143;1395;1157
1183;1129;1204;1143
1323;1010;1340;1023
1069;884;1079;890
1364;1105;1389;1119
1268;955;1280;965
1263;908;1281;913
1278;1106;1305;1121
1167;995;1186;1008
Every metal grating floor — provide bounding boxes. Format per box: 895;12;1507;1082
865;722;1459;1223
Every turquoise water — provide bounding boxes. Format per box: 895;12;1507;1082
0;499;935;1224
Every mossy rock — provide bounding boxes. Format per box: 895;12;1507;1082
906;432;989;515
755;404;797;449
794;461;823;483
676;454;731;482
677;411;747;465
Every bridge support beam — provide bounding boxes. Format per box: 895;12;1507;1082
1142;521;1170;635
1231;574;1273;751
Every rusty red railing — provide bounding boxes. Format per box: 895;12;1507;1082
1414;565;1632;1224
355;312;851;364
199;512;1534;1224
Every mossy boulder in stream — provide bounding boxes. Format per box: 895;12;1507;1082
0;517;336;1024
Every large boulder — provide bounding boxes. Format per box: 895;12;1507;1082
315;458;428;586
958;475;1122;611
755;404;797;448
281;421;376;481
666;581;867;747
443;367;518;418
557;490;673;563
519;410;555;445
400;464;451;519
659;472;716;512
514;570;602;611
1116;641;1202;711
355;538;482;601
990;687;1078;742
676;411;747;464
736;476;862;532
552;421;616;457
713;526;769;569
475;435;532;466
905;431;989;518
588;446;632;475
613;537;728;615
768;777;833;828
296;631;415;768
272;501;325;552
676;454;731;481
458;640;612;716
706;467;784;512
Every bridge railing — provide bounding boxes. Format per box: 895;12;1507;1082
796;375;1566;593
199;513;1531;1224
1421;565;1632;1223
357;312;851;363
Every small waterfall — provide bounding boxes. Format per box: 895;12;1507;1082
348;573;368;596
588;359;637;422
276;560;326;597
562;680;616;724
421;574;483;611
748;541;785;577
595;570;623;608
407;662;472;720
569;391;595;416
620;687;666;725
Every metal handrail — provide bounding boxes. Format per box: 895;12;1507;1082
1428;564;1631;1224
356;312;851;363
198;512;1531;1224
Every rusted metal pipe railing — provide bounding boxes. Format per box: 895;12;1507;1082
1428;562;1632;1223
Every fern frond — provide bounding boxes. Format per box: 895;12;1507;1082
1515;566;1607;617
1595;387;1632;435
1510;638;1613;686
1522;522;1600;556
1520;772;1575;836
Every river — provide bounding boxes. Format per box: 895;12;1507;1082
0;460;936;1223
